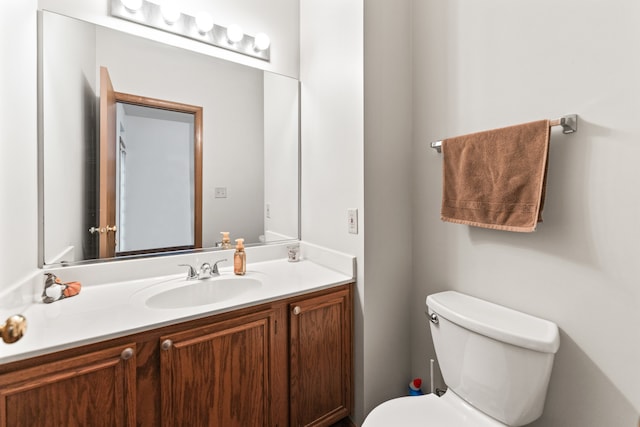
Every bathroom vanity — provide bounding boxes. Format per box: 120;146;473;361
0;254;354;427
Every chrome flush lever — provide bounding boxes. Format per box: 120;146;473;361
425;311;439;325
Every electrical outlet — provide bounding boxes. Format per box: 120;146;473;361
347;209;358;234
266;203;271;219
214;187;227;198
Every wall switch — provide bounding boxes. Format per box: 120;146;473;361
347;208;358;234
214;187;227;198
266;203;271;219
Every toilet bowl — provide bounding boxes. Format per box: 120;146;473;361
363;291;560;427
363;390;505;427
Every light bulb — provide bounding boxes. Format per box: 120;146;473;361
161;1;181;25
195;12;214;34
226;24;244;43
121;0;143;12
253;33;270;51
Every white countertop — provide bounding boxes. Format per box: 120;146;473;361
0;252;354;365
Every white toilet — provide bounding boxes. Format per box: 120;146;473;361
363;291;560;427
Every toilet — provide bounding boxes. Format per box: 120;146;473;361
363;291;560;427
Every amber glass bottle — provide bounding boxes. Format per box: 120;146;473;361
234;238;246;275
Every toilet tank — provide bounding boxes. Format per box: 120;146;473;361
426;291;560;427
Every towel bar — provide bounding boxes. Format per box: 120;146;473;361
430;114;578;153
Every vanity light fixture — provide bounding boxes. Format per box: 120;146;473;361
226;24;244;44
111;0;271;61
195;12;214;34
160;0;181;25
121;0;143;13
253;33;271;52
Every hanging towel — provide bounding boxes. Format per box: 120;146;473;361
440;119;550;232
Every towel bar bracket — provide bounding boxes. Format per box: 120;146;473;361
429;114;578;153
558;114;578;134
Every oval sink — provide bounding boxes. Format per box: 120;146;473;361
145;277;261;309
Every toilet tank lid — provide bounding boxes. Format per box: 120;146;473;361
426;291;560;354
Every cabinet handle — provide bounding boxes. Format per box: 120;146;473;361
161;339;173;351
121;347;134;360
292;306;301;315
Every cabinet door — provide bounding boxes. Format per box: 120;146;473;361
0;344;136;427
160;309;283;427
290;286;352;427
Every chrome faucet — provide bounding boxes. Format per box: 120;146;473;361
178;264;198;280
199;262;213;278
211;259;227;276
179;259;227;280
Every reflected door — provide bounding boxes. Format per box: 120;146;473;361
98;67;203;258
99;66;117;258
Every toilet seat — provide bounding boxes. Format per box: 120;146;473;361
362;391;506;427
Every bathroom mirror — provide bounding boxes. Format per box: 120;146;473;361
39;11;300;266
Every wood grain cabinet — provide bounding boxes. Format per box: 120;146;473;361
289;287;353;427
0;343;137;427
159;308;287;427
0;283;352;427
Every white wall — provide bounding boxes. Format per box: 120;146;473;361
363;0;414;416
41;12;96;264
0;1;38;296
264;72;299;241
300;0;365;423
411;0;640;426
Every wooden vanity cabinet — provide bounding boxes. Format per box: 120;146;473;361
289;286;353;427
158;307;287;427
0;343;137;427
0;283;353;427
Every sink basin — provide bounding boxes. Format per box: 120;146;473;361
144;277;261;309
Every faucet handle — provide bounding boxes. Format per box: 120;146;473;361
178;264;198;280
211;259;228;275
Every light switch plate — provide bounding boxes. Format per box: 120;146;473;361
347;208;358;234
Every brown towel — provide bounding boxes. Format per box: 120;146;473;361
441;119;550;232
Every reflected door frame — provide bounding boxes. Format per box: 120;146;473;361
99;67;203;258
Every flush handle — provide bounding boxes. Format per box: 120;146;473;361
429;312;439;325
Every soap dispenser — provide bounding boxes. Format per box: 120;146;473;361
220;232;231;249
234;238;246;275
